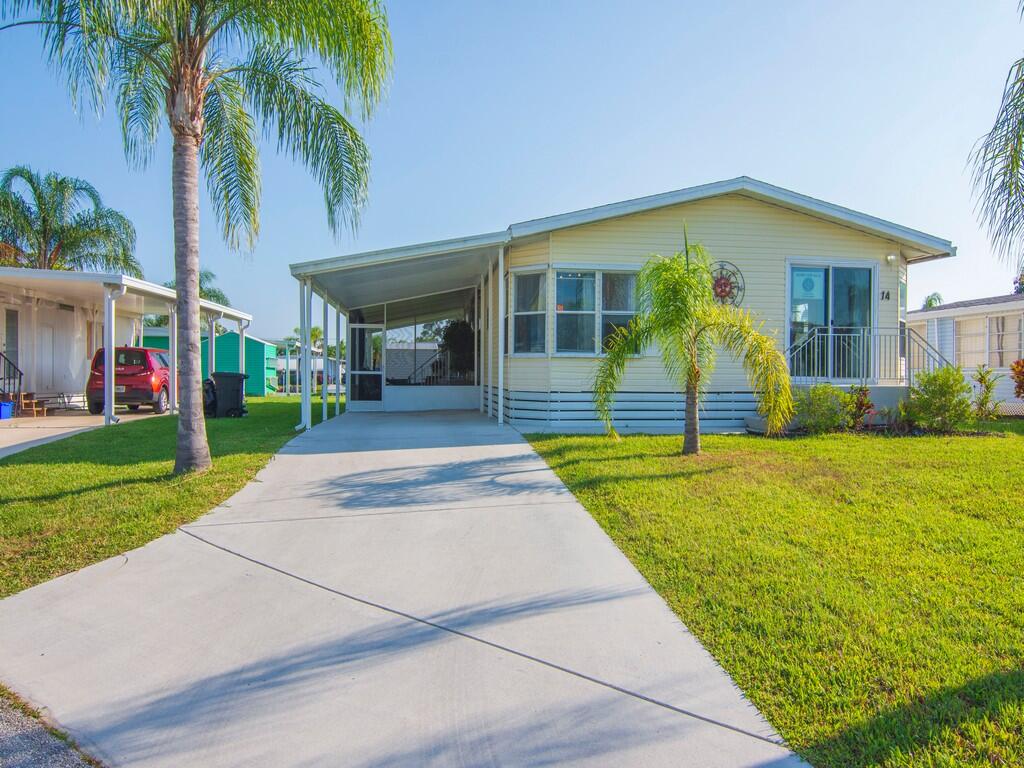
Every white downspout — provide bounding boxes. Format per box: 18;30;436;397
478;275;484;412
295;279;307;431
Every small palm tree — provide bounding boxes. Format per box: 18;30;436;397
595;235;793;455
3;1;391;473
922;292;943;309
0;165;140;275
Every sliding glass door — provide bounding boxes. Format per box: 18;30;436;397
789;265;873;380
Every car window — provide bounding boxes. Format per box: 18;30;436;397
92;349;148;369
157;353;170;368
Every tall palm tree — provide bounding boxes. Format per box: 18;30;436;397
3;1;391;473
973;2;1024;274
0;165;140;275
146;269;229;326
594;235;793;455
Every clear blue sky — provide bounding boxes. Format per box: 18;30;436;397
1;0;1021;338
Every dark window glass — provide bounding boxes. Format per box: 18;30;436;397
556;272;595;312
515;274;545;312
514;315;545;353
601;314;636;350
556;314;595;353
602;273;636;312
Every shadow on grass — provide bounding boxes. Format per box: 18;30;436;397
806;669;1024;767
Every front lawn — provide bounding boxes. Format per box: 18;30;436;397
529;421;1024;768
0;396;337;599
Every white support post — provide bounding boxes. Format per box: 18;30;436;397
207;314;216;377
486;269;493;417
304;282;313;429
322;296;329;422
296;279;308;431
497;247;505;425
238;320;248;376
102;284;125;426
167;303;178;413
335;305;341;416
478;276;484;412
283;344;290;396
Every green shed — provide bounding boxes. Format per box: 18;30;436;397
142;329;277;396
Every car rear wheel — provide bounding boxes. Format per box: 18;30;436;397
87;400;103;415
153;388;168;414
127;404;140;411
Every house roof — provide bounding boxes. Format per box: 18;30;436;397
908;292;1024;320
290;176;955;310
0;268;252;323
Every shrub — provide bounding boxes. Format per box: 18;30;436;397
848;385;873;429
795;384;854;434
972;365;1003;421
907;366;974;433
1011;359;1024;399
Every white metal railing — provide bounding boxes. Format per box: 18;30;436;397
786;326;949;386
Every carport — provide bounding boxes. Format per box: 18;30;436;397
0;268;252;425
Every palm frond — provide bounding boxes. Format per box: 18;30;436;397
201;72;260;248
235;45;370;233
705;304;794;434
972;56;1024;272
594;314;655;437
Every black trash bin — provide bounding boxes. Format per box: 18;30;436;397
203;378;217;417
211;371;248;417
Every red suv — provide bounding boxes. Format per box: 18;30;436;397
87;347;170;415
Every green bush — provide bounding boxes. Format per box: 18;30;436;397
972;365;1003;421
907;365;974;433
795;384;854;434
848;385;873;429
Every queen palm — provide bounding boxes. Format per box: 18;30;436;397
0;165;140;275
3;1;391;473
594;235;793;455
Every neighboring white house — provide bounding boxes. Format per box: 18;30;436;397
908;293;1024;415
0;268;251;425
289;176;955;432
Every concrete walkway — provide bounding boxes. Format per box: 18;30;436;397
0;411;157;459
0;412;804;767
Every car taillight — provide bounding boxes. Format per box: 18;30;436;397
151;373;160;392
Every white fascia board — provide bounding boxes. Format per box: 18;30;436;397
508;176;954;259
0;268;252;322
289;230;509;277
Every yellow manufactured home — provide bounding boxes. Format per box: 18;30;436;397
289;177;954;432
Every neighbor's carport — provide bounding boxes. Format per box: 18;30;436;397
0;269;252;425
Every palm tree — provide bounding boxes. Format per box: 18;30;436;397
3;1;391;473
0;165;140;275
922;292;944;309
973;5;1024;274
146;269;229;326
594;235;793;455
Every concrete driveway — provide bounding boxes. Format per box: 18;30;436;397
0;411;803;767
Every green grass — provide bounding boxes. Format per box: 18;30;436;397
0;395;339;599
528;419;1024;768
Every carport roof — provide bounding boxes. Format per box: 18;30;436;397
0;268;252;322
290;176;956;311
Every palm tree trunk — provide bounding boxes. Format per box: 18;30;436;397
172;131;212;474
683;377;700;455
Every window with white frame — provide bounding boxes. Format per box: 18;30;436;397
555;271;596;353
988;313;1023;367
513;272;546;353
601;272;637;350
